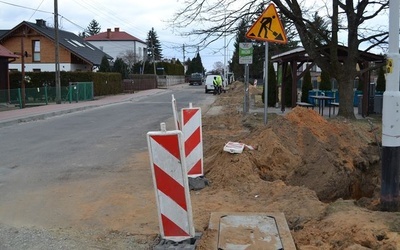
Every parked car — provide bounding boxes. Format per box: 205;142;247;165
205;74;227;94
188;73;203;85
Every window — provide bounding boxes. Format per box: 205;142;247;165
32;40;40;61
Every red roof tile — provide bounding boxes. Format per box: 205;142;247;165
85;28;146;43
0;44;19;58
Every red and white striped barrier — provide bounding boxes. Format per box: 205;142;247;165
181;103;204;177
172;94;180;130
147;123;195;242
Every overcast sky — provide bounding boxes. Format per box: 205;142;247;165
0;0;231;71
0;0;392;72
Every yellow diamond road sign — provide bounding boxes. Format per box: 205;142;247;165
246;4;287;44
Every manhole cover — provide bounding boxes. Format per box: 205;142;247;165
217;215;283;250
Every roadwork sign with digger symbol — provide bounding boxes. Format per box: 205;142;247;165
246;3;287;44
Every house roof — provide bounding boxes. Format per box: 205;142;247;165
0;44;19;58
0;30;8;38
85;28;146;44
0;20;112;66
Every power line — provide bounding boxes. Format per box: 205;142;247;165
27;0;46;21
0;0;52;14
0;0;230;67
70;0;149;38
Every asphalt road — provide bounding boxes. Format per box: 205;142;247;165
0;84;215;248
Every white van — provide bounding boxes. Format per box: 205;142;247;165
204;75;227;94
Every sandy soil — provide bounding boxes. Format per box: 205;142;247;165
11;81;397;249
90;81;398;249
191;82;399;249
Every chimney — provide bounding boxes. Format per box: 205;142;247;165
36;19;46;27
107;28;111;38
114;27;120;32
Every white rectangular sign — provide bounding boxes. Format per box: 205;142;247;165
239;42;253;64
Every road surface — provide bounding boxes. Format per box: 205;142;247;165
0;84;215;249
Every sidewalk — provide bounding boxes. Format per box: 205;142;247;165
0;85;365;129
0;88;166;128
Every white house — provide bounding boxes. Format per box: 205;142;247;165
85;27;147;64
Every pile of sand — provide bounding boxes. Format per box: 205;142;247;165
195;81;399;249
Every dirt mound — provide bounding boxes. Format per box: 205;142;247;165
204;102;380;202
196;81;400;249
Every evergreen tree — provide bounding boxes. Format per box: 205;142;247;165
86;19;101;36
356;77;363;91
284;65;293;107
319;70;331;91
185;58;192;70
175;59;183;67
249;42;266;80
262;61;277;106
113;58;128;78
301;70;313;102
146;28;163;61
268;62;277;106
230;19;248;81
99;56;111;72
376;67;386;92
306;13;330;46
173;59;185;76
186;52;205;75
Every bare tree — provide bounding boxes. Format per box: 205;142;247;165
119;49;138;73
272;0;388;118
172;0;388;118
213;61;225;74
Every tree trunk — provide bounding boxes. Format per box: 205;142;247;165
337;72;356;119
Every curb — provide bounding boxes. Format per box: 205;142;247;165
0;105;100;128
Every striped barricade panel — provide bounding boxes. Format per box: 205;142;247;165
181;107;204;177
171;94;180;130
147;128;195;241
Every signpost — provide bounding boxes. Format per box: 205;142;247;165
245;4;288;44
239;43;253;113
239;43;253;64
245;3;287;125
381;0;400;211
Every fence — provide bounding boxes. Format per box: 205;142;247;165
123;75;185;92
126;74;157;91
157;75;185;88
0;82;93;108
67;82;94;103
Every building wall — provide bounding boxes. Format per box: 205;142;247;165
3;29;92;72
87;40;146;62
9;63;89;72
4;32;69;63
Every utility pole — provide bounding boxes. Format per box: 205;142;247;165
224;9;227;82
183;44;185;63
54;0;61;104
381;0;400;211
20;29;26;108
152;40;156;75
264;42;269;125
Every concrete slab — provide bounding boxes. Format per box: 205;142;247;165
208;212;296;250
